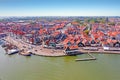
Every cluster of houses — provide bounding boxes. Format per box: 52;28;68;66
0;17;120;52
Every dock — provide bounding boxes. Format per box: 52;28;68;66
75;52;96;61
75;58;96;61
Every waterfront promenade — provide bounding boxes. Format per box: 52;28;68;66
5;36;66;56
3;36;120;57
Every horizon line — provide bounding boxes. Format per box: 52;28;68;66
0;15;120;17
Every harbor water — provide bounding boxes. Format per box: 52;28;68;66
0;46;120;80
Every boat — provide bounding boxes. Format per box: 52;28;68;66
64;49;83;56
7;49;19;55
24;51;32;56
19;49;32;56
64;45;83;56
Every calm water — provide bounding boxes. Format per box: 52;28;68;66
0;46;120;80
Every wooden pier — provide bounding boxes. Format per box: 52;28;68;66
75;53;96;61
75;58;96;61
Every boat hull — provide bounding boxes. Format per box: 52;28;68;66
7;49;19;55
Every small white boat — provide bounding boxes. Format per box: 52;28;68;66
7;49;19;55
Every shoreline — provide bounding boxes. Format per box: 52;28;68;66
2;36;120;57
3;36;67;57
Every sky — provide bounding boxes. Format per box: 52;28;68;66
0;0;120;16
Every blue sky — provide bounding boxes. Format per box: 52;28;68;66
0;0;120;16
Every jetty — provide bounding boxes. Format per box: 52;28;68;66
75;53;96;61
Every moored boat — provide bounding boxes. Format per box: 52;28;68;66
19;49;32;56
7;49;19;55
